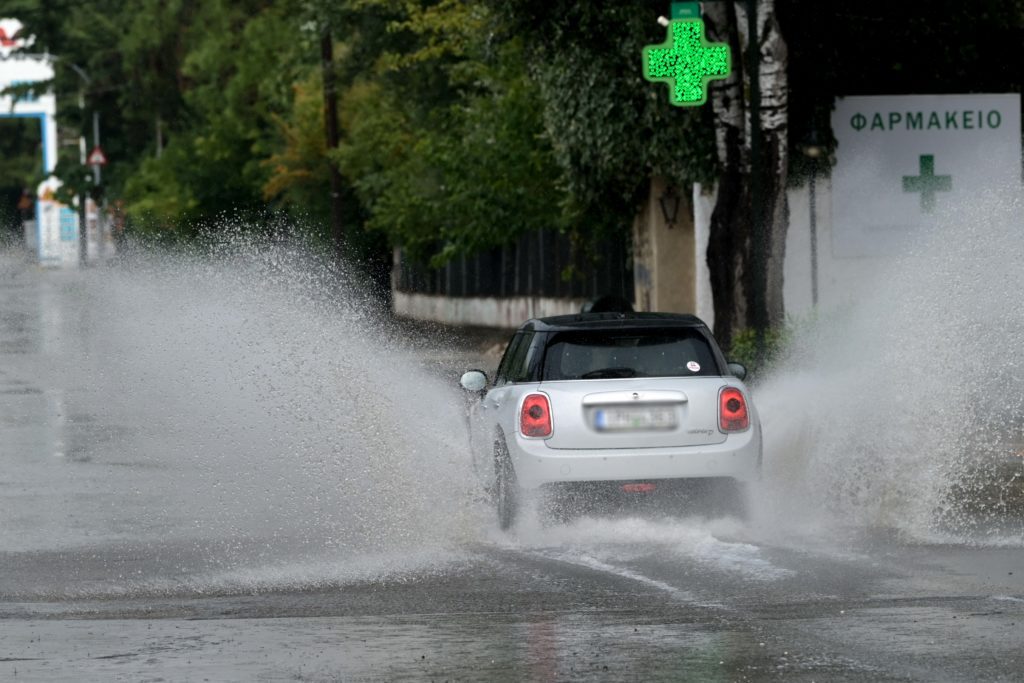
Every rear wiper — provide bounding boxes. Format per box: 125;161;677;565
580;367;637;379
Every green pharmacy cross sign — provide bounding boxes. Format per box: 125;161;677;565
902;154;952;213
642;16;730;107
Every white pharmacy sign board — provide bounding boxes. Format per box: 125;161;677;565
831;94;1021;258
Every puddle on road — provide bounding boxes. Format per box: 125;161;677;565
0;239;487;596
0;611;823;683
2;188;1022;603
505;513;792;586
4;238;795;601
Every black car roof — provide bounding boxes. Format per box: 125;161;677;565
522;312;709;332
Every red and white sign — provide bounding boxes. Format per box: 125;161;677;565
0;18;33;58
87;146;108;166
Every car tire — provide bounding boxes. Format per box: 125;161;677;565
494;439;519;530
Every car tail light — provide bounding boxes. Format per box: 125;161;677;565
520;393;552;438
719;387;749;432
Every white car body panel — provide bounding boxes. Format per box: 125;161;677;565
463;313;763;496
543;377;728;450
470;378;760;491
511;420;760;489
485;378;761;491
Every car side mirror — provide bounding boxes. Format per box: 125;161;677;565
460;370;488;392
727;362;747;381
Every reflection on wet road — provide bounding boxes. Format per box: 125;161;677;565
4;536;1023;681
1;250;1022;681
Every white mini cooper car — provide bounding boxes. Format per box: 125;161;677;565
460;312;762;529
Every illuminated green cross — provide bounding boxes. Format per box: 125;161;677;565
902;154;952;213
642;19;730;107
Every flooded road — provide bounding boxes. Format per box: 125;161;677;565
4;531;1023;681
1;248;1022;681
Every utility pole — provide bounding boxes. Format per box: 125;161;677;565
76;81;90;266
321;29;344;261
91;111;101;186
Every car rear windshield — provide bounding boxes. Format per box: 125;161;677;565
541;329;719;381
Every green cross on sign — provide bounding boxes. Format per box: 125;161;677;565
902;154;952;213
642;19;730;107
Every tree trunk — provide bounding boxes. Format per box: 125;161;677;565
703;0;788;349
756;2;789;327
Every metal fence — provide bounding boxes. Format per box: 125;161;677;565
395;229;634;302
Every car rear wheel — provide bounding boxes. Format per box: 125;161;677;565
494;439;519;530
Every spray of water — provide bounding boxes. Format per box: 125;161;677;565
7;196;1022;599
3;227;486;593
754;191;1024;545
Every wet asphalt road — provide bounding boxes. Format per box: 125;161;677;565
3;534;1023;681
1;250;1023;681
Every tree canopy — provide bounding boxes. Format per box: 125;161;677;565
4;0;1021;289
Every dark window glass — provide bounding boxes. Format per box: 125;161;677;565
505;331;536;383
495;333;523;385
541;329;719;381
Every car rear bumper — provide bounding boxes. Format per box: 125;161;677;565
509;427;762;490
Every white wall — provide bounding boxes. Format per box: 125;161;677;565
390;176;892;331
393;291;588;329
783;176;893;320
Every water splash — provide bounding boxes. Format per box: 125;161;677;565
510;514;790;583
0;229;486;591
755;190;1024;544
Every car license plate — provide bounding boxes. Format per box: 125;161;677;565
593;406;677;431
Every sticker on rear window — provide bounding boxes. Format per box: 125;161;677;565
687;361;701;372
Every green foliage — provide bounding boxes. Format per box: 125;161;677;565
726;310;834;379
50;159;99;208
14;0;312;232
0;118;43;231
334;2;566;264
119;1;308;228
10;0;1022;287
0;119;42;190
726;326;792;380
489;0;719;239
2;0;713;261
121;145;199;231
262;72;334;223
